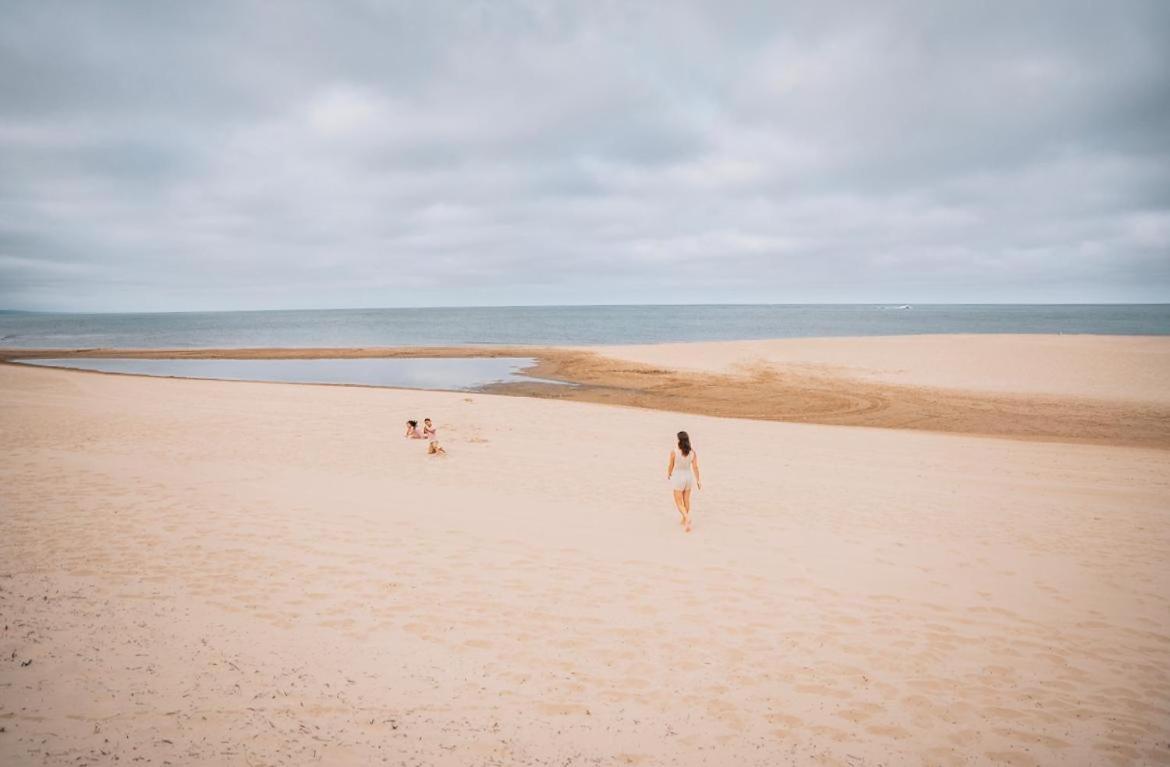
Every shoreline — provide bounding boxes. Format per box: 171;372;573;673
4;334;1170;449
3;334;1169;449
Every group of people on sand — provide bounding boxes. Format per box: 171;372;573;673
404;417;446;456
405;419;700;530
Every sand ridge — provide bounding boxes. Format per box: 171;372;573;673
583;335;1170;403
2;361;1169;765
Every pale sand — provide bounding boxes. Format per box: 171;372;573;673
2;343;1169;765
585;335;1170;404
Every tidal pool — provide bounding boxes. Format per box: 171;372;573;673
17;356;566;391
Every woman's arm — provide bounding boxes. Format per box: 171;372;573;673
693;452;702;490
666;451;675;478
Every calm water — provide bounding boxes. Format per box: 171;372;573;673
1;305;1168;349
18;357;560;391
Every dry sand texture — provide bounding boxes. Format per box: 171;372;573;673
2;343;1169;765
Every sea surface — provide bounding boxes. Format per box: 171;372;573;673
1;304;1168;350
18;357;558;391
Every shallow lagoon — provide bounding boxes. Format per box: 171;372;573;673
18;356;563;391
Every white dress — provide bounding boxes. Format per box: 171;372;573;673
670;449;695;491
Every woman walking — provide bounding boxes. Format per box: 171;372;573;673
666;431;701;532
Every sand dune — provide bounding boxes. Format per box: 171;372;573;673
1;347;1169;765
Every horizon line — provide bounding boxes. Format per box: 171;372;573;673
3;301;1170;316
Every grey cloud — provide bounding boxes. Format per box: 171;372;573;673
1;0;1168;311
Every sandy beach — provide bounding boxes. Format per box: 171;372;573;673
2;336;1169;765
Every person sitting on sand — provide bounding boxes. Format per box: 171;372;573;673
404;420;424;439
666;430;701;532
422;418;437;439
427;440;446;456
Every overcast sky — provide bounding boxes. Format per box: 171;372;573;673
1;1;1168;311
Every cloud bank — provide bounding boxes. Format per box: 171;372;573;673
1;0;1168;310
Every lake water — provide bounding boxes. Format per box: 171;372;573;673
2;304;1168;349
18;357;562;391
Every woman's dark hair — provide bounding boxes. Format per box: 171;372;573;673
407;420;418;427
677;431;692;456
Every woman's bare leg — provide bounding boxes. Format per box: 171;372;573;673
682;488;693;531
672;490;688;526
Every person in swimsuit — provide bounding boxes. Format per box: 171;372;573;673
422;418;437;440
404;420;423;439
666;430;701;532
